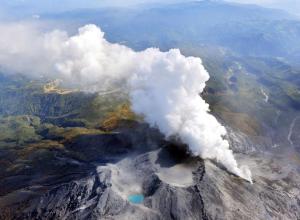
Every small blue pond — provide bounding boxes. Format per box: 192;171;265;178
128;194;144;204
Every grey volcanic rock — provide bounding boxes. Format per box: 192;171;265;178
0;123;300;220
3;150;206;220
199;155;300;220
143;164;207;220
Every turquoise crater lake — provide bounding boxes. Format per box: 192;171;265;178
128;194;144;204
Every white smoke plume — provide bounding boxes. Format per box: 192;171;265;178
0;23;252;182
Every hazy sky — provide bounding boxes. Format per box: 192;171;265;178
0;0;299;15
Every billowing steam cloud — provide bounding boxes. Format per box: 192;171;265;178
0;23;252;182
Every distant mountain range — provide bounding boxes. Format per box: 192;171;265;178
41;1;300;59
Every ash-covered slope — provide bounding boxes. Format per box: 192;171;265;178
1;119;299;220
0;121;207;220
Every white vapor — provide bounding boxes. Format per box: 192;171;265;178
0;23;252;182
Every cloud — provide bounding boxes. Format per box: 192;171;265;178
0;22;252;182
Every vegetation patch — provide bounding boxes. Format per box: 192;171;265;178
100;103;139;131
